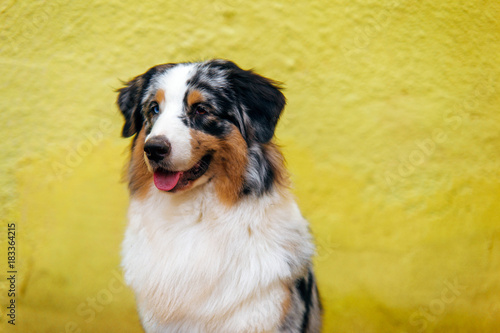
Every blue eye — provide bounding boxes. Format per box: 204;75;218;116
151;102;159;115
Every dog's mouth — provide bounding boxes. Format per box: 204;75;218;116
153;155;212;192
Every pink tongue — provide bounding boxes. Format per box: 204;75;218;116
153;171;182;191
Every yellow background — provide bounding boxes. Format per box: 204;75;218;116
1;0;499;332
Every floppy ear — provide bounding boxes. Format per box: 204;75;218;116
229;64;286;143
117;64;174;138
117;74;147;137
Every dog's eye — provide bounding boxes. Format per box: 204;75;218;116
194;104;209;115
150;102;160;115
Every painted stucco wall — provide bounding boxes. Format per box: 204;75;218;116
1;1;499;332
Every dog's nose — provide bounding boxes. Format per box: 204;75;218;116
144;137;171;162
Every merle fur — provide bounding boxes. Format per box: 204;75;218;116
279;267;322;333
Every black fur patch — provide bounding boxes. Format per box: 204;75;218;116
296;269;314;332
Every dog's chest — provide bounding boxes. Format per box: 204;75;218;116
121;188;306;328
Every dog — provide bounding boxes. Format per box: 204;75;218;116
117;59;322;333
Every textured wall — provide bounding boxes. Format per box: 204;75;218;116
1;0;499;332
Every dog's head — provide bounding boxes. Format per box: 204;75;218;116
117;59;287;204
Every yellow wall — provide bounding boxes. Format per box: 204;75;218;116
1;1;499;332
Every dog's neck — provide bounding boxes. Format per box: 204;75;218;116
128;180;294;233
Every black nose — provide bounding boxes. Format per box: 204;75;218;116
144;137;171;162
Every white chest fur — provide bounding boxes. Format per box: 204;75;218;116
121;183;314;333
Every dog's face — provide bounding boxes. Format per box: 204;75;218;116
117;60;286;203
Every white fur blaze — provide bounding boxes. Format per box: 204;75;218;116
146;64;197;170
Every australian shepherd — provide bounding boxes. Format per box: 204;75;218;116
117;59;322;332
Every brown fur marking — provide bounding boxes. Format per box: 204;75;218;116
187;89;204;106
155;89;165;105
127;128;153;199
189;126;248;206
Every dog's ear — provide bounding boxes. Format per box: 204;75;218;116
227;63;286;143
117;74;147;138
117;64;174;138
